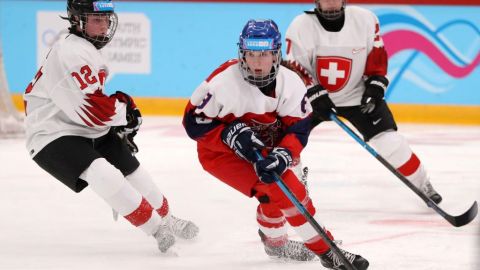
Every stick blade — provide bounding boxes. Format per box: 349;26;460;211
449;201;478;227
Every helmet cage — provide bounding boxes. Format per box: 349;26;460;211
76;12;118;49
315;0;346;21
67;0;118;49
238;19;282;88
238;48;281;88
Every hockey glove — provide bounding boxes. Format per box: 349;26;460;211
112;91;143;134
119;131;139;154
254;147;293;184
221;120;265;163
307;85;335;122
360;76;388;114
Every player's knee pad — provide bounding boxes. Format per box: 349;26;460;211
81;158;126;198
369;131;412;167
81;158;144;216
126;166;155;195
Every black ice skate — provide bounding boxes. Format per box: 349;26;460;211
423;181;442;204
259;230;316;261
319;249;369;270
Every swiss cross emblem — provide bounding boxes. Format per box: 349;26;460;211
316;56;352;93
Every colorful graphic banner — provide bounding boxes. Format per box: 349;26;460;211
1;1;478;106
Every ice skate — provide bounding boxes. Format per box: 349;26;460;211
423;181;442;204
166;215;199;240
153;224;175;253
259;230;316;261
319;248;369;270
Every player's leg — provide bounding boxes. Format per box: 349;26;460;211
33;135;174;252
96;130;198;240
255;192;316;261
199;151;314;260
256;170;369;268
125;166;199;239
337;101;442;203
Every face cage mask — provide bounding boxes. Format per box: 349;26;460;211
315;0;345;21
77;12;118;49
238;49;282;88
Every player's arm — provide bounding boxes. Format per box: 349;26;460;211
48;48;128;128
254;82;312;184
183;81;228;150
361;11;389;114
284;19;334;123
183;80;264;163
285;19;317;88
276;81;313;161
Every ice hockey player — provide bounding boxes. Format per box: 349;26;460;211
285;0;442;205
183;18;369;269
23;0;198;253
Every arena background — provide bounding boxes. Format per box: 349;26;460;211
0;0;478;124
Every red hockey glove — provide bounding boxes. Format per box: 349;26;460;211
112;91;142;134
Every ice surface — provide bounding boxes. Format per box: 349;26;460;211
0;117;478;270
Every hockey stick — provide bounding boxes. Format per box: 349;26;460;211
329;113;478;227
255;151;357;270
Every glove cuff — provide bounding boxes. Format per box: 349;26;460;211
221;120;248;148
272;147;293;169
306;85;328;102
365;76;389;96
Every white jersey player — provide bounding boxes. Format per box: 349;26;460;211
183;19;369;269
23;0;198;253
285;0;442;204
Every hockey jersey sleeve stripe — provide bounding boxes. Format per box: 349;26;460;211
183;101;223;140
83;90;118;123
80;107;106;126
365;46;388;76
77;113;94;127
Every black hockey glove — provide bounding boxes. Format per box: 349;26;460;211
307;85;335;122
119;131;139;154
254;147;293;184
221;120;265;163
112;91;142;135
360;76;388;114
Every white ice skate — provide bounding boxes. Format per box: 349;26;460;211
259;230;316;261
166;215;199;240
153;224;176;253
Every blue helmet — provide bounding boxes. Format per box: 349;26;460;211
238;19;282;88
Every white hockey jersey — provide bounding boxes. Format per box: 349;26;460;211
184;59;312;160
24;33;127;157
285;6;388;107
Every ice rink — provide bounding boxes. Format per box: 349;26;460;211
1;116;478;270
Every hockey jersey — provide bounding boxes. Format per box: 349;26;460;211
183;59;312;165
24;33;127;157
285;6;388;107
